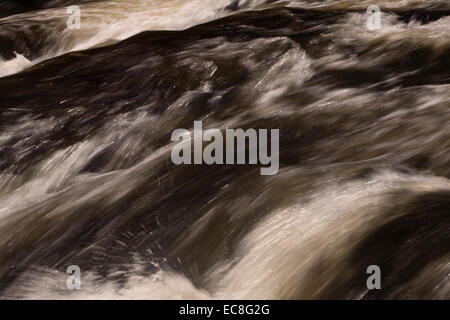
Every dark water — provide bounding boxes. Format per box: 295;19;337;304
0;0;449;299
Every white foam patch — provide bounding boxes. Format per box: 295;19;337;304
334;13;450;47
0;53;32;78
3;269;211;300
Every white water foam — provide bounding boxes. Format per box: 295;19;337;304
0;0;268;78
0;53;32;78
4;170;450;299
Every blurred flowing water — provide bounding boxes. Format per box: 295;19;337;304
0;0;449;299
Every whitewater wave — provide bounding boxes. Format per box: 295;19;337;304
3;171;449;299
0;0;269;77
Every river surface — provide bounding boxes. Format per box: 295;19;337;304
0;0;449;299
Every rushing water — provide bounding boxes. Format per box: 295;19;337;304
0;0;449;299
